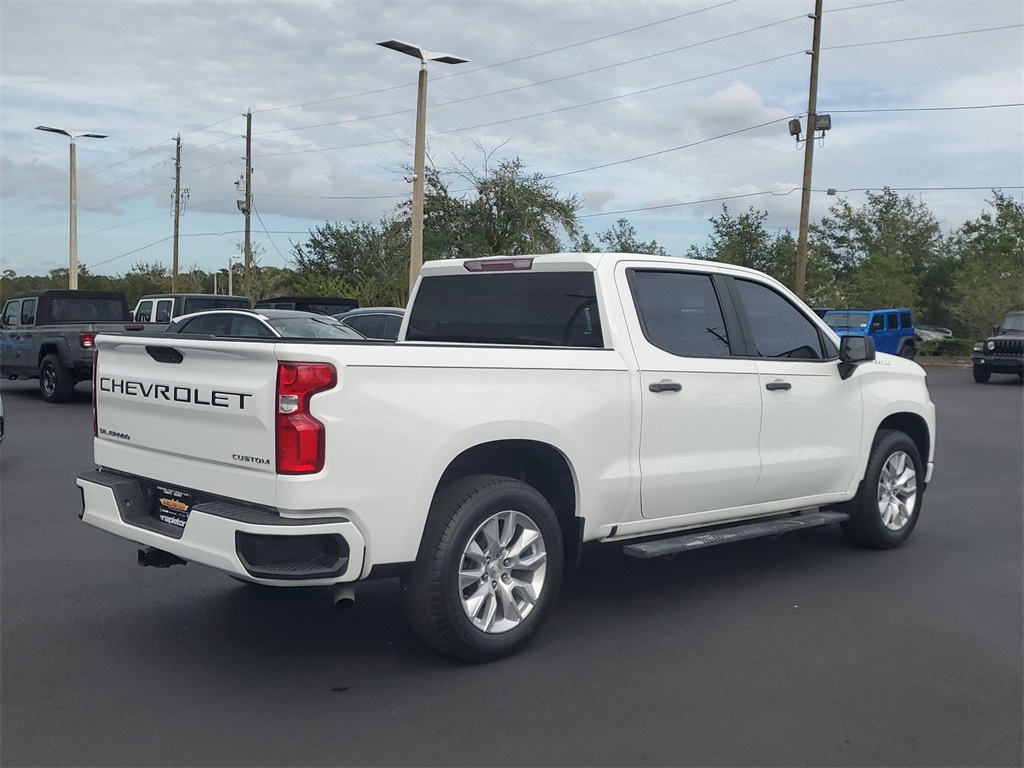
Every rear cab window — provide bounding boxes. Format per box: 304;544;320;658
407;271;603;347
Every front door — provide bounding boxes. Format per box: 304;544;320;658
730;278;863;504
620;266;762;519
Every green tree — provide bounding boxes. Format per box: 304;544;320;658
810;188;944;313
593;219;668;255
946;191;1024;338
422;157;580;260
119;261;170;306
685;205;832;299
290;216;409;307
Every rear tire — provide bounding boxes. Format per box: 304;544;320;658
39;354;74;403
899;344;915;360
841;429;924;549
973;364;991;383
402;474;564;662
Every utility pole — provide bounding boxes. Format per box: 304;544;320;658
795;0;823;299
172;134;181;292
243;110;253;298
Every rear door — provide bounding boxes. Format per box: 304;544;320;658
619;264;762;518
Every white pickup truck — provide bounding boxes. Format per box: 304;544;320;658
78;253;936;661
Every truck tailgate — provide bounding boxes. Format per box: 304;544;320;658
93;334;280;502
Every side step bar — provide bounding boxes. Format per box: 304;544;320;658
622;509;850;559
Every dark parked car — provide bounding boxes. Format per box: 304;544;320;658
972;310;1024;383
333;307;405;340
165;309;365;340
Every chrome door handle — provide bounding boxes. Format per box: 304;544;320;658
765;379;792;391
649;380;682;393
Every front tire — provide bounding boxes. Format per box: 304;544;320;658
841;429;924;549
973;364;991;383
402;474;564;662
39;354;74;403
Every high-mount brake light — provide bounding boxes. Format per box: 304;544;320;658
464;257;534;272
276;362;336;475
80;332;96;349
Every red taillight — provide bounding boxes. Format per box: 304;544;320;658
80;332;96;349
275;362;336;475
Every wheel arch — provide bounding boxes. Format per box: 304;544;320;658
877;411;930;472
38;337;73;368
432;439;581;564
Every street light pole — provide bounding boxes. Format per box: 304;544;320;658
228;254;240;296
35;126;108;290
376;40;469;296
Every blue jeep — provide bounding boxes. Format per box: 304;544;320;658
822;308;917;359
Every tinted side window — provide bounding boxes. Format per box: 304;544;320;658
734;279;825;360
870;314;884;332
383;315;403;340
629;270;731;358
347;315;385;338
176;314;233;335
230;316;275;337
2;301;20;328
155;300;173;323
407;272;603;348
136;300;153;322
20;299;36;325
900;312;912;329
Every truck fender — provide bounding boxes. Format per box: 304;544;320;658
38;336;74;368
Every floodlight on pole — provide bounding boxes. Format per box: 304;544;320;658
376;39;469;296
35;126;108;290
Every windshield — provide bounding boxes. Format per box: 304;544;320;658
824;311;870;329
266;316;364;339
1002;313;1024;332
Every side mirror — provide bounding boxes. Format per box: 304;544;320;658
993;325;1001;335
838;335;875;379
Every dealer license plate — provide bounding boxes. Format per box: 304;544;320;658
153;485;193;529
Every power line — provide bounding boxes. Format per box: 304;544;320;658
546;116;795;180
256;10;806;138
826;103;1024;114
256;51;804;158
252;201;288;261
579;185;1024;220
579;188;800;219
824;23;1022;51
250;0;741;117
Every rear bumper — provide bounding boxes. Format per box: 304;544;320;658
77;469;366;585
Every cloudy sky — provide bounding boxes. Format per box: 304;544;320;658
2;0;1021;279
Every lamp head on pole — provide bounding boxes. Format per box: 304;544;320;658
36;125;108;142
376;39;470;66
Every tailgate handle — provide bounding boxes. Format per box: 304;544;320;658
146;345;184;364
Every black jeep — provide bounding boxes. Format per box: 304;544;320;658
972;310;1024;383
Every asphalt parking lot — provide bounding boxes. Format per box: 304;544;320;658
1;364;1021;767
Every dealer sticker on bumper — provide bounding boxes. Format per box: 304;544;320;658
154;485;193;528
